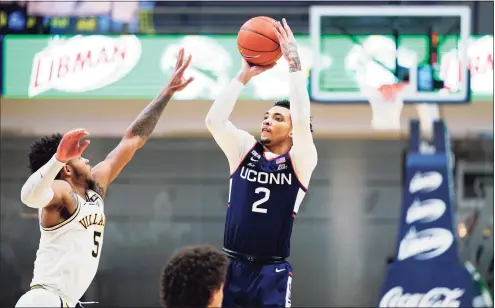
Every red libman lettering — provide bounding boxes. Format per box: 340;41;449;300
28;36;142;97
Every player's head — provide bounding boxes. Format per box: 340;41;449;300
160;244;228;308
28;133;95;187
261;99;313;147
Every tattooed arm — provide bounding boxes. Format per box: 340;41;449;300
92;49;194;195
274;19;317;187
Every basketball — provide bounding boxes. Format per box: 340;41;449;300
237;16;282;66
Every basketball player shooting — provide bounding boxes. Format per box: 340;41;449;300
205;19;318;307
15;49;193;308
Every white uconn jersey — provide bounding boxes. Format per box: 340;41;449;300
31;189;106;303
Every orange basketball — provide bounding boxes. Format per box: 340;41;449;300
237;16;282;66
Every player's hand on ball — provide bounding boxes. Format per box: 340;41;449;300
242;58;276;76
56;129;91;163
166;48;194;94
273;18;302;72
237;58;276;84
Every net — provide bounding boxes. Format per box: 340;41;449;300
366;82;409;131
365;80;442;144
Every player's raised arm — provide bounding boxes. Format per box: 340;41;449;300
20;129;90;209
205;59;274;172
91;48;194;194
274;19;318;184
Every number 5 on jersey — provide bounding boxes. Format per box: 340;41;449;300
92;231;102;258
252;187;270;214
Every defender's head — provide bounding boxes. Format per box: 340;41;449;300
28;133;95;187
160;244;228;308
260;99;313;147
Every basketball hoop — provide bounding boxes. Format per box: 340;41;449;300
367;82;409;131
365;81;442;141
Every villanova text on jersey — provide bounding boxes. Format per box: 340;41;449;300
225;142;307;258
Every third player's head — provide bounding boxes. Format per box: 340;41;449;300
28;133;95;189
160;244;228;308
261;99;313;149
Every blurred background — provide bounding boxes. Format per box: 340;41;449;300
0;1;493;307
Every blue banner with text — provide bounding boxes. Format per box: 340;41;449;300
378;121;481;307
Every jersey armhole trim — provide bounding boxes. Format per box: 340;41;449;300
288;152;308;192
86;188;103;202
40;194;81;231
59;295;69;307
229;141;258;177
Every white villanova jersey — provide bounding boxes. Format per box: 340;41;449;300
30;189;106;304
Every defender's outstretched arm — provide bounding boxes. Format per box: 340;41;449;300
92;49;194;195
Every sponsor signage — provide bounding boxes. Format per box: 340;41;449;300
2;34;493;100
28;35;142;97
377;121;485;307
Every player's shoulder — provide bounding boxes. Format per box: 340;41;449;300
242;140;263;158
52;179;74;192
289;145;318;163
84;186;105;205
245;136;260;151
288;146;318;185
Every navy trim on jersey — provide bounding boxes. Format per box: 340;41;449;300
230;141;258;178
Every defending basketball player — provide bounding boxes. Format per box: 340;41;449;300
15;49;193;308
205;19;318;307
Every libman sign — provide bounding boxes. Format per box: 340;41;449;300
28;35;142;97
2;34;493;101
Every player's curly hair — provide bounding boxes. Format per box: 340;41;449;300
27;133;63;177
274;99;314;132
160;244;228;308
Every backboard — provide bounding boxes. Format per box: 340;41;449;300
309;5;472;104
